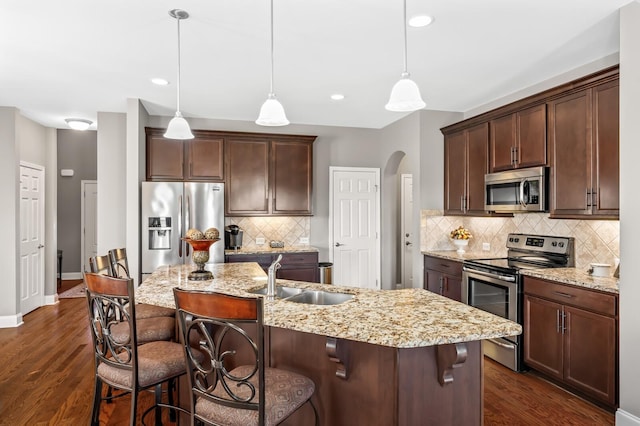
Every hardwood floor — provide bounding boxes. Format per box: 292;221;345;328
0;280;615;425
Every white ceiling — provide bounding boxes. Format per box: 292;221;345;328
0;0;632;130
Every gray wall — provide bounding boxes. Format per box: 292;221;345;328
57;129;96;274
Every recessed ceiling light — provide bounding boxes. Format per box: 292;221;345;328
330;94;345;101
65;118;93;131
151;78;169;86
409;15;433;28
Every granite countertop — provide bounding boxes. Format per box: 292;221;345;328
136;263;522;349
225;246;319;255
422;250;619;294
520;268;619;294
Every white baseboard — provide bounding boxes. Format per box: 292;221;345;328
617;409;640;426
0;314;23;328
45;294;59;305
62;272;83;280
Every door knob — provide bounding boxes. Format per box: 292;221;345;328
335;242;343;247
37;244;44;249
405;241;412;246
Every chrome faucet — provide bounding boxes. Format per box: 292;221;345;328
266;254;283;298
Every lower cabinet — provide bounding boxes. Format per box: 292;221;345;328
423;256;462;302
523;276;617;408
225;251;319;283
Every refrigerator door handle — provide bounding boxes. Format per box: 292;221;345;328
178;195;183;258
185;195;190;256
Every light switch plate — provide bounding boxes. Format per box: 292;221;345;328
255;237;265;245
300;237;309;244
482;242;491;251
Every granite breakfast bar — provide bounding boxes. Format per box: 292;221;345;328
137;263;522;425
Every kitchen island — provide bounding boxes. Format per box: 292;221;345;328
137;263;521;425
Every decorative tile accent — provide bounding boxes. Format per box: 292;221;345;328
225;217;310;248
420;211;619;270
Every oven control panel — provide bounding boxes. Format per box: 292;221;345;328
506;233;574;255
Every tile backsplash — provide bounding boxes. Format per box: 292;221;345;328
420;210;619;271
225;217;310;248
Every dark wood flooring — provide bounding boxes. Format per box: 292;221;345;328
0;280;615;425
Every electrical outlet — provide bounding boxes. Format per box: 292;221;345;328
300;237;309;244
255;237;265;245
482;242;491;251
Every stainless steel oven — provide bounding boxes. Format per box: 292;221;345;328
461;233;574;372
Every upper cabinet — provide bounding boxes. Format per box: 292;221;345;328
490;104;546;172
548;78;619;219
444;123;489;216
225;135;316;216
146;128;316;217
146;128;224;181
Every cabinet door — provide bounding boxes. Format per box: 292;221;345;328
592;80;619;216
444;131;466;215
186;136;224;181
516;104;547;169
271;140;313;215
226;139;269;215
466;123;489;214
424;269;443;295
523;295;563;380
443;275;462;302
549;89;592;216
146;133;184;180
490;114;516;172
563;306;616;406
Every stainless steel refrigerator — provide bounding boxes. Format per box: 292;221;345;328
141;182;224;280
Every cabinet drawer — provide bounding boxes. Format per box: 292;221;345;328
423;256;463;277
523;277;617;317
225;254;273;267
280;252;318;265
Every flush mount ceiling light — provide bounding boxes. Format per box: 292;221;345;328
65;118;93;131
330;94;345;101
151;78;169;86
256;0;289;126
409;14;433;28
164;9;194;140
385;0;426;112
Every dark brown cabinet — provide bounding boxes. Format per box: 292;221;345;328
444;123;489;216
523;276;617;408
548;78;619;218
490;104;546;172
423;256;462;302
145;128;224;181
225;136;315;216
225;251;319;283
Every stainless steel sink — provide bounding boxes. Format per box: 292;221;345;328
249;286;305;299
284;290;354;305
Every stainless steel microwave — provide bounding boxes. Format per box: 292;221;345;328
484;166;547;212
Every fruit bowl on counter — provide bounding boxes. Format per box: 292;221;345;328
183;227;220;280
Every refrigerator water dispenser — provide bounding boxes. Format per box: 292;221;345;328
149;217;172;250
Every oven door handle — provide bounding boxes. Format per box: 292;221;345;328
463;267;516;282
486;338;515;349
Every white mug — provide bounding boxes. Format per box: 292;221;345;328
589;263;611;277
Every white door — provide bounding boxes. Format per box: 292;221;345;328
400;174;413;288
330;167;380;289
81;181;98;272
20;163;45;315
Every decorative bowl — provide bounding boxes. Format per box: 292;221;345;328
452;239;469;254
181;238;220;280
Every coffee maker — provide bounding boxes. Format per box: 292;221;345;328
224;225;244;249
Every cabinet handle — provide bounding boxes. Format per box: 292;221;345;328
592;189;597;209
561;309;567;335
586;189;591;207
439;263;450;268
552;291;574;299
513;146;518;165
556;309;560;333
438;277;444;294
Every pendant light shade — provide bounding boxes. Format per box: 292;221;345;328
164;9;194;140
256;0;289;126
385;72;426;111
385;0;426;112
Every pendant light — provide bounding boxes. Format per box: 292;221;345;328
164;9;194;140
385;0;426;112
256;0;289;126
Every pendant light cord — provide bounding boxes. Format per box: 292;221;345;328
402;0;408;74
269;0;275;95
176;15;182;112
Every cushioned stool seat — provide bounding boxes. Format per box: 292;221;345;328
131;303;175;319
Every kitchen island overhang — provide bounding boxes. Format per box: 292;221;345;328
137;263;521;425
